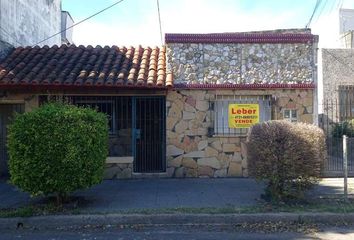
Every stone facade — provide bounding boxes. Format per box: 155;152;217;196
167;43;314;85
166;89;314;178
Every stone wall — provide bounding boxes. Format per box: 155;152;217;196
166;89;314;178
167;43;314;85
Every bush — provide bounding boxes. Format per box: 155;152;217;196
332;120;354;137
7;103;109;204
247;120;326;202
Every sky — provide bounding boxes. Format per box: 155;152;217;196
61;0;354;48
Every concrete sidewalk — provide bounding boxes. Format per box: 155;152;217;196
1;178;353;212
0;178;264;211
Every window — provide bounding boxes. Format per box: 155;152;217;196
74;99;116;134
214;95;272;136
39;96;133;157
338;85;354;121
283;109;297;122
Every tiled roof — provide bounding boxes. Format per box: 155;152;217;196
0;45;173;89
165;33;319;44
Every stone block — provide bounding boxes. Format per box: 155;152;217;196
184;103;196;112
232;152;242;162
184;151;205;158
175;120;189;134
182;157;198;169
185;96;196;107
168;104;182;119
227;162;242;177
197;157;221;169
166;116;178;130
185;168;198;178
211;140;222;152
223;143;237;153
242;159;248;169
166;167;175;177
175;167;185;178
167;145;184;156
228;137;240;144
104;166;120;179
197;140;208;150
167;130;179;140
198;166;214;177
196;100;209;111
183;111;196;120
196;112;206;122
214;169;227;177
168;155;183;168
188;120;200;130
194;91;206;100
167;91;182;101
117;168;132;179
204;146;218;157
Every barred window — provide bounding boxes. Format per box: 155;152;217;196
283;109;297;122
213;95;272;136
338;85;354;121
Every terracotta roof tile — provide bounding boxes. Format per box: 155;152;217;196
0;44;172;89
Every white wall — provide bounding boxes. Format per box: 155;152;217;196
0;0;61;47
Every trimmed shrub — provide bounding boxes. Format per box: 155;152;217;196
247;120;326;202
7;103;108;204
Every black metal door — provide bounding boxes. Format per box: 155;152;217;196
134;97;165;173
0;104;24;179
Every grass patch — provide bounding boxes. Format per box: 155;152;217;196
3;198;354;218
0;204;59;218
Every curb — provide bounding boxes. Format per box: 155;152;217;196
1;213;354;230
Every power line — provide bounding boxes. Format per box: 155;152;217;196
156;0;163;45
306;0;322;28
32;0;126;47
312;0;328;25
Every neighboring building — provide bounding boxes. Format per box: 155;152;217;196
322;49;354;122
61;11;74;45
0;29;318;179
340;8;354;48
0;0;73;55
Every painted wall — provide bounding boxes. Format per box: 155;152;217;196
0;0;61;47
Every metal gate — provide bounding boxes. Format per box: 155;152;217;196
321;96;354;176
40;96;166;173
134;97;165;173
0;104;24;179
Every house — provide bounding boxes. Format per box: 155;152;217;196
0;29;318;179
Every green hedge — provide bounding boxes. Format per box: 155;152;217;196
247;120;326;202
7;103;108;202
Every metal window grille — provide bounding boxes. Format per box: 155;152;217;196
39;96;133;157
213;95;271;136
339;85;354;121
283;109;297;122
